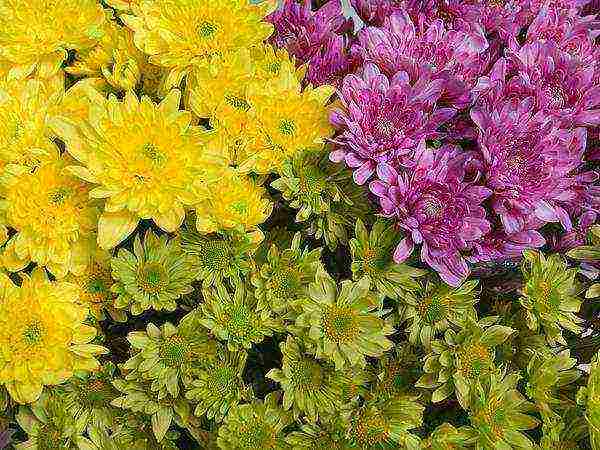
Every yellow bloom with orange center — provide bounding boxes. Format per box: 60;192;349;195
50;89;223;249
122;0;275;88
0;269;107;404
0;0;105;79
194;168;272;241
0;152;101;278
0;76;63;174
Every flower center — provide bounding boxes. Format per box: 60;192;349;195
354;414;390;446
197;20;218;39
136;262;169;294
159;335;191;367
422;197;444;219
208;365;238;394
22;320;44;346
142;142;166;166
224;304;252;339
266;61;281;74
7;116;25;143
229;200;248;215
238;423;276;448
418;296;447;324
80;379;117;407
48;187;72;205
197;240;230;273
224;94;250;111
267;268;300;300
456;343;490;379
278;119;296;136
322;306;359;344
375;119;396;138
290;360;323;390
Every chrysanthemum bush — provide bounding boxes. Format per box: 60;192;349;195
0;0;598;448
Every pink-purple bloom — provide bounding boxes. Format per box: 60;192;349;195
471;96;588;233
351;11;490;108
370;144;491;286
330;63;456;184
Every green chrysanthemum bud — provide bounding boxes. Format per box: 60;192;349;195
267;336;354;422
345;396;424;450
216;393;293;450
350;219;425;300
252;233;323;314
416;316;514;409
186;348;250;422
271;149;373;250
468;371;539;449
199;281;284;351
179;228;256;287
111;231;197;315
294;269;394;370
399;278;478;348
121;321;216;399
520;250;583;345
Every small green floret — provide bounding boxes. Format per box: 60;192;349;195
111;231;196;315
520;250;583;345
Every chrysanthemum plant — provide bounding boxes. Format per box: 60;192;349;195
0;0;598;449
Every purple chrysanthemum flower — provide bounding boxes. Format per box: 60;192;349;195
351;11;490;108
369;143;491;286
305;33;360;87
506;42;600;127
468;229;546;264
471;95;588;234
524;6;600;64
330;63;456;184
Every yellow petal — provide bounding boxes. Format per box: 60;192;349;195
97;211;138;249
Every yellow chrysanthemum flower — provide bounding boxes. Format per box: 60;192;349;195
0;152;101;278
0;269;107;404
66;14;143;91
0;76;63;173
0;0;105;79
244;68;335;173
194;169;272;241
51;89;222;249
122;0;275;88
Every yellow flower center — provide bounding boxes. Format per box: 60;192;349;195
278;119;296;136
322;306;359;344
136;262;169;294
355;414;390;446
197;20;219;39
7;115;25;143
456;343;490;379
229;200;248;216
224;94;250;111
267;268;300;300
159;335;191;367
290;359;323;390
48;187;72;205
418;296;448;324
22;320;44;346
142;142;166;166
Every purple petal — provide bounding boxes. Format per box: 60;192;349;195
393;238;414;263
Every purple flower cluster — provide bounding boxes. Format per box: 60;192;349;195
269;0;600;286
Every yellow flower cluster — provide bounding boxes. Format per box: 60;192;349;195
0;0;334;404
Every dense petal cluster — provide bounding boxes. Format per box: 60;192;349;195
0;1;597;449
0;270;107;404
